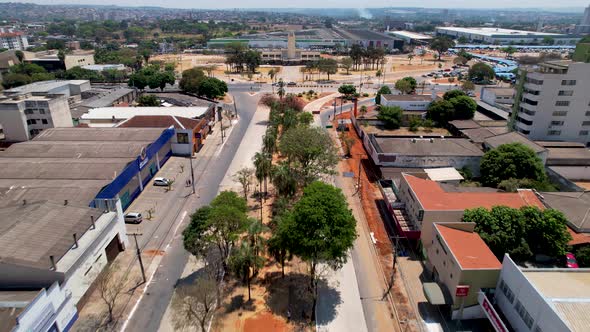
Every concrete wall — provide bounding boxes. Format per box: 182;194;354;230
495;255;570;332
381;99;432;111
377;153;482;177
481;88;514;106
64;54;95;71
171;128;193;156
12;282;78;332
0;101;29;141
58;201;128;306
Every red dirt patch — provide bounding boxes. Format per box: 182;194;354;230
243;312;289;332
144;249;165;256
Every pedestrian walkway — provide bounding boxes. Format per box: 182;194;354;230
218;104;268;193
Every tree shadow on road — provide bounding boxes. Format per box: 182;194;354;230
264;271;341;325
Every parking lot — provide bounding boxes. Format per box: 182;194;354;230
123;156;193;235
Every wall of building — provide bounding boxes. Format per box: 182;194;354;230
495;255;570;332
172;128;193;156
381;99;432;111
12;282;78;332
0;101;29;141
376;153;482;176
64;54;95;71
481;88;514;106
517;63;590;145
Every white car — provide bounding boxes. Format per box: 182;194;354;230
124;212;143;224
153;177;170;186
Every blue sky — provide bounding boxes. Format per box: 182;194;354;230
2;0;589;9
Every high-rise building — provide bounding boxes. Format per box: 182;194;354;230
0;29;28;50
512;57;590;146
576;4;590;34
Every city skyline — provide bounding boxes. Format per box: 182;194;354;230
0;0;588;10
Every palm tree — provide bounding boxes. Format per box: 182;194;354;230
359;105;368;118
277;79;286;100
263;131;277;155
247;219;269;274
253;152;272;197
407;54;414;64
228;240;264;301
419;49;426;64
268;69;276;93
271;163;297;197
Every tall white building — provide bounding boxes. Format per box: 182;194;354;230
513;60;590;146
0;93;74;141
576;5;590;34
0;30;29;51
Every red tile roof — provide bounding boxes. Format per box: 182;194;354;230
117;115;201;130
435;224;502;269
403;174;545;211
568;228;590;246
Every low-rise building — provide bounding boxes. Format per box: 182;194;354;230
387;30;432;45
424;223;501;320
393;173;544;242
0;93;73;141
489;254;590;332
25;50;95;71
364;135;484;177
79;106;216;128
3;80;91;98
435;27;580;45
380;94;434;111
538;191;590;233
480;87;514;107
117;115;214;155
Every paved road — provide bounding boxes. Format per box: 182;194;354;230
122;92;260;332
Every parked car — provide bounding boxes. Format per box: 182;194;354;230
153;177;170;186
124;212;143;224
565;252;579;268
287;82;297;86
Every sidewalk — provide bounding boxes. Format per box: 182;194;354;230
218;104;268;193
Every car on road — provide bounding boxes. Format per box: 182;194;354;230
124;212;143;224
565;252;579;268
153;177;170;186
287;82;297;86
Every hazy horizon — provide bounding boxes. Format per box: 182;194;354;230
1;0;588;10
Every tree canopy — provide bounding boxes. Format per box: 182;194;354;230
429;36;454;59
480;143;547;188
377;106;403;129
338;84;356;99
468;62;495;82
137;94;160;106
463;206;572;261
375;85;392;105
179;67;227;99
394;76;417;95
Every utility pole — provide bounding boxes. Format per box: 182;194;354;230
259;181;263;222
189;152;195;194
333;98;337;120
128;233;146;283
382;235;406;300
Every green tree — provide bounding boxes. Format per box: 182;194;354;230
461;80;475;92
233;167;255;200
375;85;392;105
501;46;517;58
229;240;264;301
575;246;590;267
395;78;413;95
458;36;469;44
338;84;357;99
523;207;571;258
443;89;466;100
463;206;532;260
278;181;357;322
137;94;160;106
318;58;338;80
128;72;149;90
407;53;414;64
480;143;547;187
10;63;46;76
279;126;339;186
430;36;454;60
198;77;228;99
340;57;353;74
468;62;495;82
271;162;297;197
377;106;403;129
298;112;314;126
179;67;206;94
426;99;455;125
2;73;31;89
253;152;272;195
14;50;24;62
542;36;555;45
450;95;477;119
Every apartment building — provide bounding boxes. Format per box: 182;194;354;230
0;93;73;141
514;59;590;146
0;30;29;50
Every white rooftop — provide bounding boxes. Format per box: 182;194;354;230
81;107;211;121
389;30;432;40
82;64;126;71
4;80;89;95
424;167;464;182
436;27;565;37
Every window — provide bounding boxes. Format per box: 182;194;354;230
583;121;590;126
39;109;45;114
534;326;543;332
561;79;576;86
515;300;534;328
41;119;48;124
450;273;453;279
499;280;515;303
586;111;590;116
418;210;424;221
24;109;34;114
579;131;588;136
547;130;561;136
552;111;568;116
26;119;37;125
558;90;573;96
555;101;570;107
550;121;564;126
526;77;544;85
176;132;189;144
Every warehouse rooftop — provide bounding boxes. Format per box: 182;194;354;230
372;136;484;156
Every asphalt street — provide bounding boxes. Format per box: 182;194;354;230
121;91;260;332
